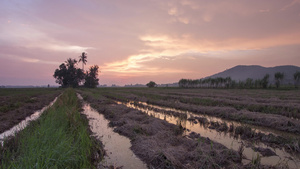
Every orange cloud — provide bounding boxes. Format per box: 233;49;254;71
1;0;300;86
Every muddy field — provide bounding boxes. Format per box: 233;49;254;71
0;88;62;133
2;87;299;168
79;88;300;168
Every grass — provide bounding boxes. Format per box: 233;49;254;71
99;88;300;133
87;88;300;150
0;88;62;113
0;88;61;97
98;88;300;118
0;88;101;168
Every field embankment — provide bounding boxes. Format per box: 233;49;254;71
79;88;275;168
102;88;300;134
0;88;62;133
0;89;103;168
79;87;300;168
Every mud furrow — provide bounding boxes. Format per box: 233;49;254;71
114;99;300;169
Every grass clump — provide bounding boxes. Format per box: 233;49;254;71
0;88;100;168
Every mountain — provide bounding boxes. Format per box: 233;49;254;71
207;65;300;85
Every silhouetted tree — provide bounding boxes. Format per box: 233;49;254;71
274;72;284;88
202;78;210;88
238;81;245;88
225;77;232;88
79;52;87;70
147;81;157;88
192;79;199;88
53;58;84;88
245;78;253;88
54;52;100;88
254;79;262;88
261;74;270;89
217;77;225;88
294;71;300;88
84;65;100;88
210;78;216;88
230;80;237;88
179;79;188;88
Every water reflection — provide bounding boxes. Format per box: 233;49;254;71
0;96;58;144
135;101;299;138
117;101;300;169
79;96;147;169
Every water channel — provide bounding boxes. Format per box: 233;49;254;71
117;100;300;169
0;96;59;144
78;94;147;169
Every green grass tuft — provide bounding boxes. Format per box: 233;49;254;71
1;88;99;168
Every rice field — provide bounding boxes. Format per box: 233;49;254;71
79;87;300;168
1;87;300;168
0;88;62;133
0;89;102;168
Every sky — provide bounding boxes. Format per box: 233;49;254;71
1;0;300;86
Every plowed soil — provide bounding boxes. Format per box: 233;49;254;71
0;88;62;133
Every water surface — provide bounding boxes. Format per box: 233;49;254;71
117;100;300;168
0;96;58;143
79;95;147;169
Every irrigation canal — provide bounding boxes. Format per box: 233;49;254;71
78;94;147;169
1;93;299;168
0;96;59;144
116;100;300;168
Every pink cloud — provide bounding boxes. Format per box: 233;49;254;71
0;0;300;86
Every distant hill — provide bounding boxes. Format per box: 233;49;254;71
207;65;300;85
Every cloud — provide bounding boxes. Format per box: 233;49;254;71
103;29;300;77
202;14;213;22
168;7;179;16
33;43;94;53
1;0;300;85
1;19;94;54
0;54;61;65
281;0;300;10
259;9;270;13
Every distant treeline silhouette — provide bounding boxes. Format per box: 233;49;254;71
179;71;300;89
53;52;100;88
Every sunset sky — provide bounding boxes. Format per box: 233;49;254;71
1;0;300;86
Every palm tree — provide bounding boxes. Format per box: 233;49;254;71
79;52;87;70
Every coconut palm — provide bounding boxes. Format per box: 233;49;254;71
79;52;88;70
53;58;84;88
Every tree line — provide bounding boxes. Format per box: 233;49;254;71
179;71;300;89
53;52;100;88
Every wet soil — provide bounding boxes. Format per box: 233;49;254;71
0;96;59;142
116;100;300;168
104;92;300;135
1;90;103;168
126;101;300;153
78;88;300;168
0;90;62;134
79;91;274;168
78;94;147;169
